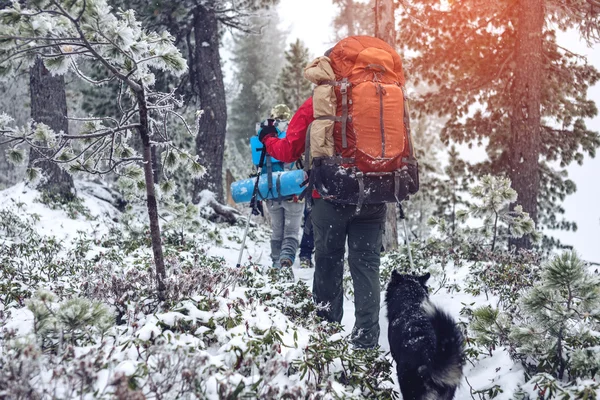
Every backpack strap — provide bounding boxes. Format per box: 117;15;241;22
315;115;342;122
356;171;365;214
401;87;418;165
266;156;275;200
318;79;351;149
340;78;350;149
300;122;314;205
276;173;283;204
394;170;401;204
314;156;355;166
304;122;313;174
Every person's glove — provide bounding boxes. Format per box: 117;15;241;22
258;119;278;143
249;197;264;216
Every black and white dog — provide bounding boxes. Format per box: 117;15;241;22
385;271;465;400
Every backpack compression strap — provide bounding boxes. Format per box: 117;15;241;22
401;87;418;166
319;78;351;149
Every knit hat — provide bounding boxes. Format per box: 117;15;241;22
270;104;292;120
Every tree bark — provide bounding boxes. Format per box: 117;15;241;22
375;0;395;46
375;0;399;252
191;5;227;203
136;88;166;301
383;204;399;252
508;0;544;250
29;57;75;200
344;0;356;36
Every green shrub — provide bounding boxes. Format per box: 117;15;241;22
510;252;600;383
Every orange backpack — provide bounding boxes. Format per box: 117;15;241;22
304;36;419;209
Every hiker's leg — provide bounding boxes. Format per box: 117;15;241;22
299;204;314;260
268;201;284;267
312;199;352;323
347;203;386;348
279;200;304;264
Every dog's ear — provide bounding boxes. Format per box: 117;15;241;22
418;272;431;286
391;269;404;282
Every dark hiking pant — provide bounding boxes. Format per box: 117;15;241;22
311;198;386;348
299;204;314;260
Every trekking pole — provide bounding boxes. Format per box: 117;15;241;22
398;204;414;270
236;147;267;268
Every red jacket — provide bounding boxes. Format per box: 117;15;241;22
263;97;314;163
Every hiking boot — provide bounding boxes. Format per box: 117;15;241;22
299;257;313;269
279;258;295;282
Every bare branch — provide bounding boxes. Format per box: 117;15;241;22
59;124;140;140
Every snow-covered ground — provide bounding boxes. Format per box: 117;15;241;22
0;181;539;399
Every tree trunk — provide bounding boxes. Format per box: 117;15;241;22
383;204;399;252
508;0;543;250
29;57;75;200
136;88;166;301
345;0;356;36
375;0;395;46
375;0;399;252
190;5;227;203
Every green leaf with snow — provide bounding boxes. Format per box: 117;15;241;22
43;55;71;75
0;112;14;128
123;164;143;180
159;51;187;75
57;149;75;162
136;179;146;191
189;159;205;179
162;150;179;171
159;179;176;195
25;167;41;184
32;123;56;144
119;145;135;158
6;148;25;165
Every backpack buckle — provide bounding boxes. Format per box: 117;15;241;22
340;79;349;94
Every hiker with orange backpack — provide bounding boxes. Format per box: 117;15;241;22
259;36;419;349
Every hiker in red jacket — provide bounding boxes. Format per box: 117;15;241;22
258;96;386;349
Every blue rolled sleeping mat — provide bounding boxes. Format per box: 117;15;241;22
231;169;307;204
232;125;306;204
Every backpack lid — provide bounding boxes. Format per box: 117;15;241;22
328;36;405;85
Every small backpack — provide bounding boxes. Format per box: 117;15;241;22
249;119;299;202
303;36;419;210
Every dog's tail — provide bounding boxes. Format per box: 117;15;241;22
426;303;465;389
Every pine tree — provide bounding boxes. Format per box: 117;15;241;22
28;58;75;201
276;39;313;112
228;16;286;148
0;74;28;189
111;0;281;203
397;0;600;250
0;0;192;300
402;115;446;239
436;146;471;240
467;175;537;251
510;252;600;382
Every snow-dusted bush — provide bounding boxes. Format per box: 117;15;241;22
0;207;93;307
465;249;542;310
36;190;93;220
509;252;600;384
81;248;241;320
0;0;202;299
428;174;538;252
512;373;600;399
27;290;113;350
0;205;399;399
